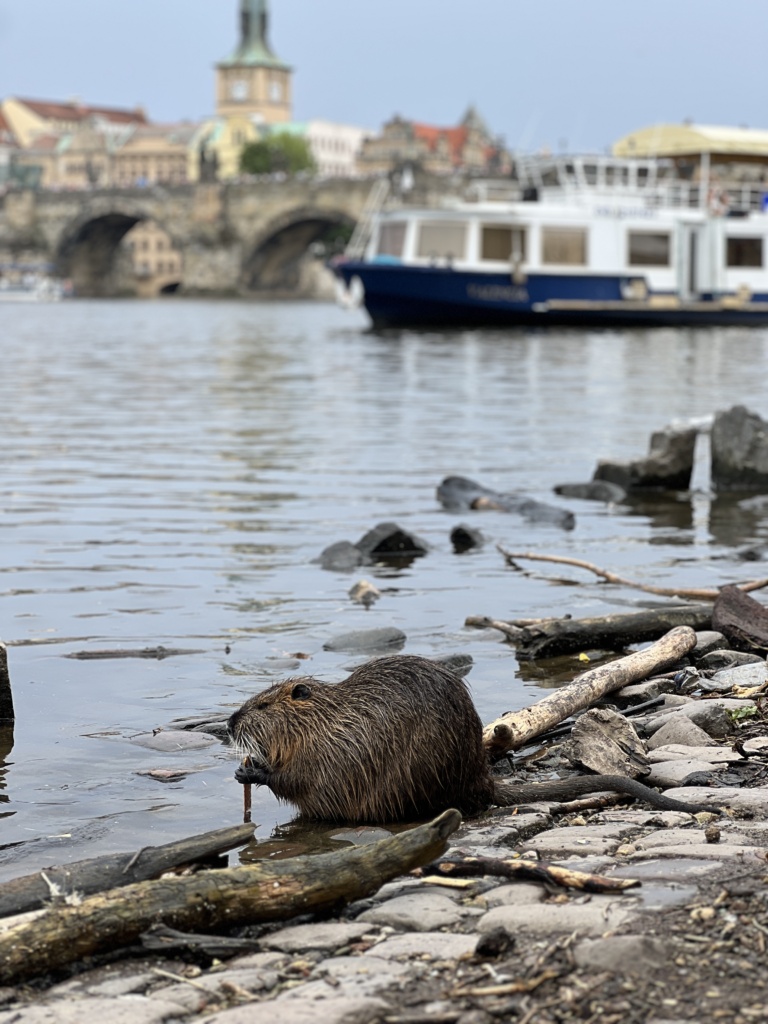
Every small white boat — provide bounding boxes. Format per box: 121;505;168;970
334;155;768;328
0;272;69;303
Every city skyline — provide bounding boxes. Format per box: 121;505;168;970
0;0;766;153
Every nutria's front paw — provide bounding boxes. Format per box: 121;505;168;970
235;758;270;785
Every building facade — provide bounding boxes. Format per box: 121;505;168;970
359;107;510;177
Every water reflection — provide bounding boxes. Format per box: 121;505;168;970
0;302;768;876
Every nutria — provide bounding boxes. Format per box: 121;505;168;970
227;655;712;822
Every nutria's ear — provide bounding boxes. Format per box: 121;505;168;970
291;682;312;700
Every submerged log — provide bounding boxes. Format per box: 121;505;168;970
0;824;256;919
483;626;697;756
0;809;460;986
513;604;712;660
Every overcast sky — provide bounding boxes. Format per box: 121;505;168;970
0;0;766;153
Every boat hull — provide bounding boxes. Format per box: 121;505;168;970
336;262;768;329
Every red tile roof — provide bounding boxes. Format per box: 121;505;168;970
412;123;469;164
14;98;148;125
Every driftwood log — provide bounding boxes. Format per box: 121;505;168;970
0;824;255;920
483;626;696;756
498;546;768;601
0;809;460;986
712;584;768;653
508;604;712;660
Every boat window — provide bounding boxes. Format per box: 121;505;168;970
583;164;598;185
416;222;467;260
727;237;763;268
628;231;671;267
377;221;407;258
541;227;587;265
481;226;527;262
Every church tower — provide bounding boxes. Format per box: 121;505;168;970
216;0;292;123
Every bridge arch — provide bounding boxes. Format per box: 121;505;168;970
241;205;355;293
56;199;179;297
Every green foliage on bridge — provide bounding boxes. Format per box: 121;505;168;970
240;133;316;176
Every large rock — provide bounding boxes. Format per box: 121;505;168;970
593;423;697;491
711;405;768;491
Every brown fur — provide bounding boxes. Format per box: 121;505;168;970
228;655;494;822
228;654;715;822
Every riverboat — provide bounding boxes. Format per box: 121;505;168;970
333;156;768;328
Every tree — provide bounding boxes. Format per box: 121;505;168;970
240;133;316;176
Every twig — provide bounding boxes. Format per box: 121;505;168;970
497;545;768;601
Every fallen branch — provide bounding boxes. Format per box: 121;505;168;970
0;809;460;986
418;853;639;893
483;626;697;755
498;546;768;601
0;824;255;919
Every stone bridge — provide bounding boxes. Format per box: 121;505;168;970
0;177;404;297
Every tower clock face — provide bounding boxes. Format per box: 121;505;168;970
230;79;248;101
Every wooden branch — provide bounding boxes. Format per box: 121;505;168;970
419;854;640;893
483;626;697;755
498;546;768;601
0;809;460;986
0;824;256;920
512;604;712;660
0;643;12;723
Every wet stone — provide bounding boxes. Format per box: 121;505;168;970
698;649;764;671
478;895;637;937
645;716;717;750
364;931;478;961
633;827;748;850
629;843;765;860
316;541;365;572
520;823;635;858
322;627;406;653
710;662;768;689
648;744;743;764
482;883;545;908
610;857;724;881
358;891;474;931
691;631;729;659
0;997;185;1024
129;729;219;751
199;996;390;1024
645;758;725;787
663;785;768;812
294;956;410;1000
573;934;674;975
259;921;372;953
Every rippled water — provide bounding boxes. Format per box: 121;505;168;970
0;299;766;878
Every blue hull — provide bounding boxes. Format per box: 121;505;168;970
336;262;768;329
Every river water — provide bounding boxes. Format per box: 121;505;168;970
0;298;766;879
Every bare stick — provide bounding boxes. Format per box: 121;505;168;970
483;625;697;755
498;545;768;601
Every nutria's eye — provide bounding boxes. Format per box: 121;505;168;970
256;700;269;711
291;683;311;700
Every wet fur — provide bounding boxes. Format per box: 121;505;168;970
228;655;713;823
